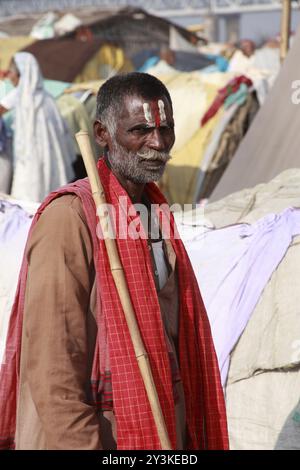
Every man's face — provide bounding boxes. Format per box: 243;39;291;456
240;40;255;58
7;60;20;87
107;94;175;185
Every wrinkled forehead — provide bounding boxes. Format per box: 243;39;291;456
119;94;173;124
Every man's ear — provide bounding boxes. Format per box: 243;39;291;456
94;120;110;147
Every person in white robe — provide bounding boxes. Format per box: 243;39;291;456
0;52;75;202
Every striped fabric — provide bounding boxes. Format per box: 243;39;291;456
0;158;228;450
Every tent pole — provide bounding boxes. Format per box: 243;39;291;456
280;0;292;62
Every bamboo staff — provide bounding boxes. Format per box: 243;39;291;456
75;131;172;450
280;0;292;63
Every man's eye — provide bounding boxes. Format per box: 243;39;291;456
129;125;174;135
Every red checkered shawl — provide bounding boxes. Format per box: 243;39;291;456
0;158;228;450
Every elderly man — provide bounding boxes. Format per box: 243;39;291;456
0;73;228;450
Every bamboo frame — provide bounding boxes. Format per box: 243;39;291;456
75;131;172;450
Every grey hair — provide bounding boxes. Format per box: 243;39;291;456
100;107;117;137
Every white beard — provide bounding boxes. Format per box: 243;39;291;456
108;140;171;184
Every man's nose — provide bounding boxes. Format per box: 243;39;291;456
148;128;165;151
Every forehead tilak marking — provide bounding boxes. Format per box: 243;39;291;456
142;101;167;127
158;100;167;122
143;103;153;123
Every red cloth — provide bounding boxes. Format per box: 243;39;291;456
201;75;253;127
0;158;228;450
